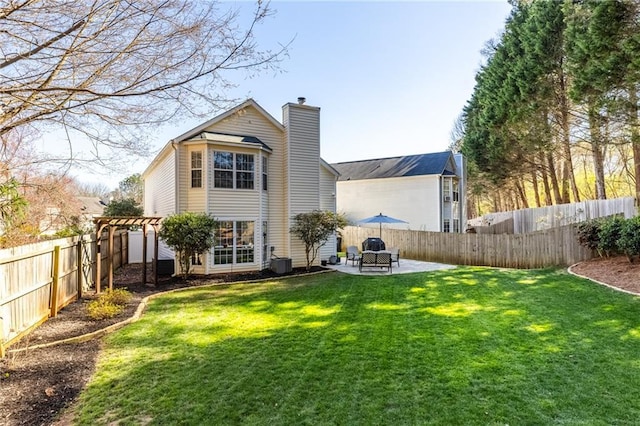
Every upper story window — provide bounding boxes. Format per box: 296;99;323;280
236;154;254;189
214;151;254;189
442;178;452;202
453;180;460;202
262;157;268;191
191;151;202;188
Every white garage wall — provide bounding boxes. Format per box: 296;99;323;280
337;175;441;232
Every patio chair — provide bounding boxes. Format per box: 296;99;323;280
389;247;400;267
345;245;360;266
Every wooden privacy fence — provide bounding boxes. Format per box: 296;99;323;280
472;197;636;234
0;231;128;357
341;224;593;270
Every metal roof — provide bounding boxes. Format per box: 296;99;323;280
193;131;272;151
331;151;457;181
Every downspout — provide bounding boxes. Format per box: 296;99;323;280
204;142;210;274
438;175;442;232
171;141;179;213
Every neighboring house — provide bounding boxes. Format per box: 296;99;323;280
39;196;106;235
77;196;107;230
331;151;466;233
143;98;339;274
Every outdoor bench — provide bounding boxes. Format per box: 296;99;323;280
358;250;393;273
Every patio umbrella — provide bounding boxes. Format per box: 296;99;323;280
357;212;408;238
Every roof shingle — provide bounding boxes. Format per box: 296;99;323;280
331;151;456;181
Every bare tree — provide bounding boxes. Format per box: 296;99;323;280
74;180;112;199
0;0;286;166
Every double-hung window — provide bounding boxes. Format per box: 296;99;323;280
262;157;268;191
236;154;254;189
191;151;203;188
213;152;234;188
213;151;254;189
442;178;451;201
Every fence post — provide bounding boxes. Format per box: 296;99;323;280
50;246;61;317
0;317;5;358
77;238;84;299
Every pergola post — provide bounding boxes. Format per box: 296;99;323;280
94;222;109;294
93;216;163;293
142;223;148;286
153;224;160;286
108;225;115;291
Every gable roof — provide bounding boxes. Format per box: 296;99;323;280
331;151;456;181
76;196;107;215
173;98;284;143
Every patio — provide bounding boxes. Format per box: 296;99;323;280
326;256;456;275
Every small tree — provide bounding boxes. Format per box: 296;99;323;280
111;174;144;205
104;198;143;217
158;212;217;279
290;210;347;271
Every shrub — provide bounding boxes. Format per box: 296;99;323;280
576;219;603;253
102;288;132;306
618;216;640;263
86;288;132;320
87;299;124;320
597;216;625;257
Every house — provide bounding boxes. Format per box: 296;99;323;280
142;98;339;274
76;196;107;229
39;196;106;236
331;151;466;233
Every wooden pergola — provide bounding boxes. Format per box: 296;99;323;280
94;216;163;293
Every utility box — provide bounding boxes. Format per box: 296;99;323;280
270;257;292;274
153;259;175;275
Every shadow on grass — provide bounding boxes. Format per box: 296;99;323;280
74;267;640;425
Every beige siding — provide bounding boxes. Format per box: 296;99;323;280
199;105;287;270
143;148;175;216
319;164;338;262
285;104;321;214
283;103;321;267
337;175;441;232
182;144;207;213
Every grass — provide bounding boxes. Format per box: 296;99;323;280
73;267;640;425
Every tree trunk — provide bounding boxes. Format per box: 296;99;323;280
538;155;553;206
515;178;529;209
628;88;640;203
557;68;580;203
546;152;562;204
531;169;541;207
588;104;607;199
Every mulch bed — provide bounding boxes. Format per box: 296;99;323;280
570;255;640;294
1;257;638;425
0;263;325;426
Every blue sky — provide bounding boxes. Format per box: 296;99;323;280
73;1;513;189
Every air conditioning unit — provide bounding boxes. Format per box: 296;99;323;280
443;196;451;202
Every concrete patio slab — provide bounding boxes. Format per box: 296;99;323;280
326;257;456;275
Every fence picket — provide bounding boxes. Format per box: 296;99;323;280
0;231;127;355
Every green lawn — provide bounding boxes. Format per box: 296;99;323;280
73;267;640;425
